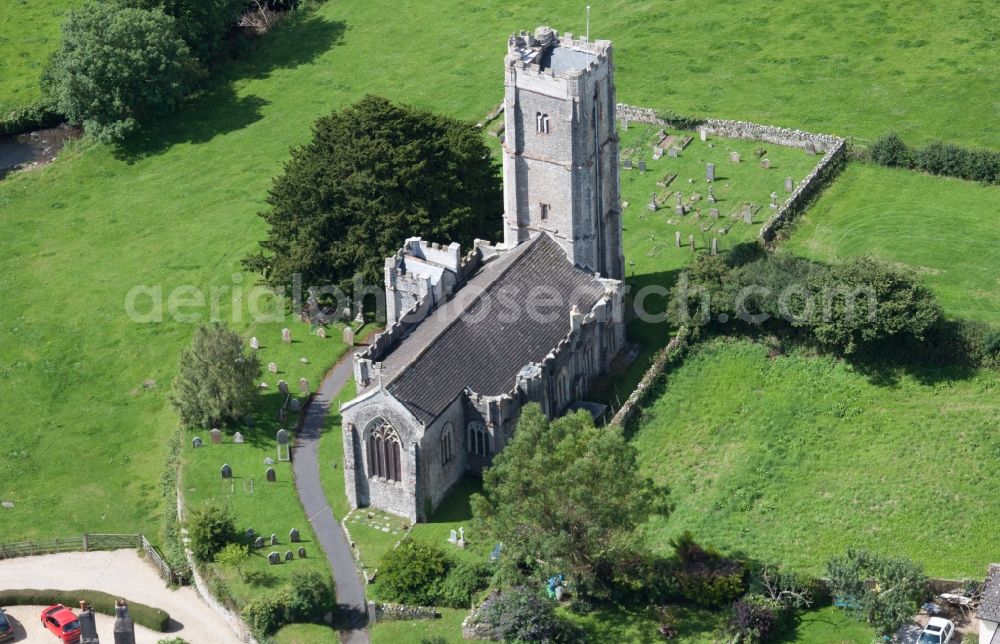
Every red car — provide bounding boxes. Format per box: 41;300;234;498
40;604;80;643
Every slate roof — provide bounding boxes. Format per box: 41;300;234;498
980;564;1000;624
378;233;607;424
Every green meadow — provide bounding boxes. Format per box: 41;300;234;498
0;0;76;112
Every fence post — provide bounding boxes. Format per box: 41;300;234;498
82;533;89;552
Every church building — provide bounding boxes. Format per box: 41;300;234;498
340;27;627;522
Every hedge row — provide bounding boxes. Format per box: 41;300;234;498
0;100;64;137
869;132;1000;184
0;589;170;631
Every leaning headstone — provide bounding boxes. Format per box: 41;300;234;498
343;326;355;346
290;399;301;413
254;536;264;549
675;231;682;248
268;552;281;565
638;160;647;173
298;547;307;558
706;163;715;182
785;176;795;193
281;328;292;343
277;380;289;394
290;528;301;543
268;362;278;374
264;457;274;466
316;326;326;339
285;550;294;561
192;437;203;448
688;235;695;251
233;432;244;444
730;151;741;163
270;534;278;546
221;464;232;479
250;336;259;350
711;238;719;256
298;378;309;394
210;428;222;444
652;147;663;160
761;158;771;169
266;467;276;483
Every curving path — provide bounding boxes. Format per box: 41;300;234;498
293;348;369;644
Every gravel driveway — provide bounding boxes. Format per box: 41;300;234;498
0;549;240;643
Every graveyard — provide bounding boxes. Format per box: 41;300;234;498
0;0;998;642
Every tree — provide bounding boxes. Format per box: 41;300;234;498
186;503;237;562
43;1;198;142
826;549;928;636
376;539;450;606
471;405;671;597
244;95;502;299
215;542;249;580
476;587;574;643
869;132;911;168
122;0;248;61
171;323;260;428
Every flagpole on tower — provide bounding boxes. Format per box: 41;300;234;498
586;5;591;40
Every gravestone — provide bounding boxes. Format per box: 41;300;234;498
730;151;741;163
343;326;354;346
743;206;753;225
281;328;292;343
623;158;632;170
250;336;259;350
699;129;707;141
709;208;720;219
210;428;221;444
277;380;289;394
268;552;280;565
667;147;679;158
271;534;278;546
689;235;695;251
354;311;364;325
638;160;646;172
290;528;300;543
785;176;795;192
316;326;326;339
770;191;779;208
285;550;294;561
233;432;244;444
711;238;718;256
259;382;269;389
277;429;289;444
707;185;716;203
246;528;255;539
266;467;276;483
221;464;232;479
298;547;307;558
448;529;458;544
268;362;278;374
675;192;683;207
192;437;203;448
298;378;309;394
805;141;817;155
277;429;290;462
761;158;771;169
290;399;301;413
621;118;629;130
706;163;715;182
254;536;264;549
675;231;682;248
675;205;685;216
264;457;274;466
652;147;663;160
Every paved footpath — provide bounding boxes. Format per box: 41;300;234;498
294;349;369;644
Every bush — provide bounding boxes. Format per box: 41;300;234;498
242;586;295;637
0;100;64;136
439;561;492;609
241;572;335;638
477;587;576;643
377;540;450;606
729;594;784;643
826;549;928;636
186;502;237;562
669;532;746;607
869;132;911;167
0;589;169;631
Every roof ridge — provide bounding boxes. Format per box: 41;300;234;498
384;235;546;389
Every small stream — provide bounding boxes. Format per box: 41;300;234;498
0;125;81;179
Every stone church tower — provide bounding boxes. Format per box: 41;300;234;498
502;26;624;280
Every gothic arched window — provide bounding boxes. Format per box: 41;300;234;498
467;421;489;457
440;422;454;465
557;368;570;407
365;419;402;482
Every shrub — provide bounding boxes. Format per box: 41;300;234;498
242;586;295;637
477;587;576;643
377;540;450;606
0;589;169;631
214;542;249;580
729;594;784;643
186;502;237;562
669;532;746;607
0;100;64;136
826;549;928;636
439;561;492;609
869;132;911;167
241;572;335;638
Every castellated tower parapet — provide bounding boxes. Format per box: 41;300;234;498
502;26;624;280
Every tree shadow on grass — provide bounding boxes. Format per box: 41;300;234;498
114;12;346;161
426;477;483;524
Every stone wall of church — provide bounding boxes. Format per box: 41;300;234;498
420;394;469;516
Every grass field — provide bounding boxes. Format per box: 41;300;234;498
0;1;77;112
784;163;1000;324
634;339;999;578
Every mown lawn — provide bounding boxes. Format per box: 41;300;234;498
0;0;77;112
273;623;340;643
783;163;1000;324
634;339;999;578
